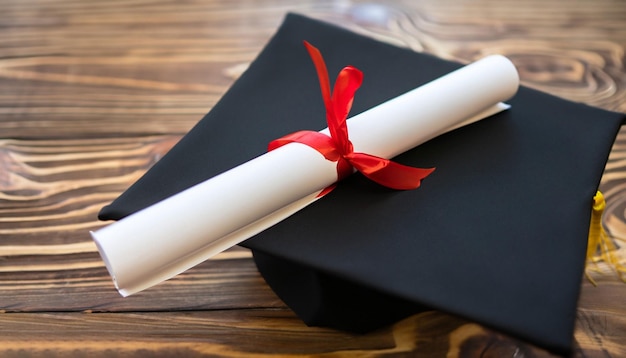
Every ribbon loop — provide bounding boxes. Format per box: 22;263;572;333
268;41;434;191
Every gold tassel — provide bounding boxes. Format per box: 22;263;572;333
585;191;626;285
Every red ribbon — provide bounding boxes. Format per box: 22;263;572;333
268;41;434;191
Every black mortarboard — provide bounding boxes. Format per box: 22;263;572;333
97;13;625;355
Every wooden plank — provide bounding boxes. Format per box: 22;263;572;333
1;0;624;138
0;285;624;357
0;310;567;357
0;249;285;312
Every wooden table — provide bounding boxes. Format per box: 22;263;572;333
1;0;625;356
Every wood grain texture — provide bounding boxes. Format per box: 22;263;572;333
1;0;625;357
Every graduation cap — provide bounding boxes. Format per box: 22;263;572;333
96;13;625;355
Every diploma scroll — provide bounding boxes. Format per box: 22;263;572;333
92;54;519;296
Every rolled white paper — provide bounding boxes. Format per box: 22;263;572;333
92;55;519;296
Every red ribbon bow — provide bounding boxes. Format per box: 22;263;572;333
268;41;434;191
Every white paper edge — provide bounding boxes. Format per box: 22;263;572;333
94;190;324;296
